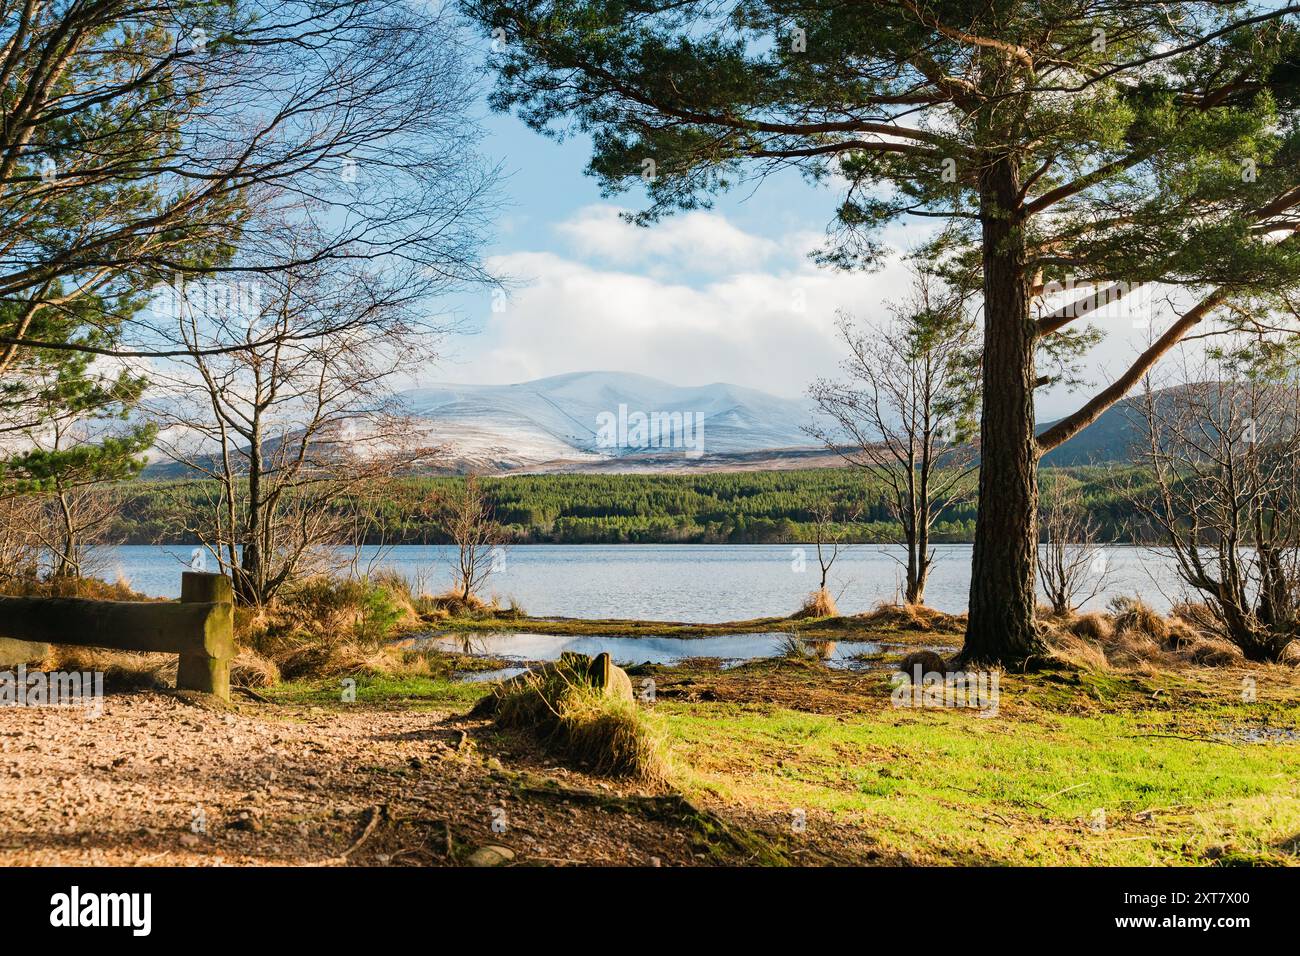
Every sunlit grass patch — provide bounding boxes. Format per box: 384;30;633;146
656;669;1300;865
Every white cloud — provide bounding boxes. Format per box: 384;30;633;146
555;204;782;273
434;206;1182;416
460;247;915;398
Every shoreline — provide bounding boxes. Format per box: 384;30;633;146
411;606;967;642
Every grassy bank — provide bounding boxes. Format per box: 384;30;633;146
431;601;966;642
259;597;1300;866
12;572;1298;866
657;661;1300;865
260;658;1300;866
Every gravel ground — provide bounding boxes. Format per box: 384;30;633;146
0;690;720;866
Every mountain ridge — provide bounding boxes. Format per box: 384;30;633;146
394;370;818;471
140;370;1148;477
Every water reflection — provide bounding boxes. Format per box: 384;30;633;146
419;630;891;679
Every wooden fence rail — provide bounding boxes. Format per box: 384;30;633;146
0;572;234;701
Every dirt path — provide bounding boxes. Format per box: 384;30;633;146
0;690;744;866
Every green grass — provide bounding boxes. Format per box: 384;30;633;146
656;669;1300;865
428;611;961;644
257;643;1300;866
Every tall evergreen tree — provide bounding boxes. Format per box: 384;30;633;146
466;0;1300;662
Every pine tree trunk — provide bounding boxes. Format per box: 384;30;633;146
961;154;1046;665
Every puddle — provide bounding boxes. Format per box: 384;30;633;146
418;631;886;681
1215;726;1300;744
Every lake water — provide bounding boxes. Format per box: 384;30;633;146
421;632;888;679
98;543;1186;621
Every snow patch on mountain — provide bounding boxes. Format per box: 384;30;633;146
396;371;817;470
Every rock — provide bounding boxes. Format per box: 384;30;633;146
587;652;633;702
229;809;262;833
466;844;515;867
896;651;950;680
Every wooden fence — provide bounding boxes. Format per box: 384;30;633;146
0;572;234;701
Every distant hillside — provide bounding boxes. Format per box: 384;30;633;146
394;371;820;472
139;371;1167;478
1039;398;1143;466
1038;385;1256;466
141;370;824;477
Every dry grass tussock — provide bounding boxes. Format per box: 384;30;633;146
776;631;837;663
474;653;667;783
0;574;156;602
246;575;531;682
230;648;281;688
792;587;839;619
894;649;953;678
416;590;525;621
238;572;428;682
42;645;173;690
1041;596;1246;671
858;602;966;633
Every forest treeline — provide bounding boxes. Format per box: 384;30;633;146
106;466;1148;546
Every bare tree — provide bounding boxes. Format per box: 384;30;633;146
149;247;443;606
32;483;121;579
1037;476;1110;616
808;499;858;593
1;3;499;593
807;272;978;605
440;475;504;603
0;494;41;582
0;1;497;375
1129;348;1300;662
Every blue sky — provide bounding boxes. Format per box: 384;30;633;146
435;106;931;399
427;58;1167;421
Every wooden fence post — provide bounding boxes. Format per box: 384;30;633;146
177;572;234;700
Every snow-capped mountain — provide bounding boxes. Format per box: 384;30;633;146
395;371;821;472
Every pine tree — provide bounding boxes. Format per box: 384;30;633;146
1;304;155;576
467;0;1300;662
